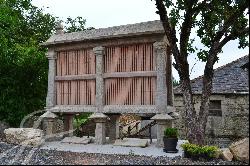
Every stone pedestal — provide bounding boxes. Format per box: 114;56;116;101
107;114;120;143
63;114;74;137
151;114;174;147
89;113;108;144
40;111;58;136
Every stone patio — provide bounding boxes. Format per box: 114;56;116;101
40;138;187;158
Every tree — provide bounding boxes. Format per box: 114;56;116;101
172;77;180;87
0;0;88;126
154;0;249;145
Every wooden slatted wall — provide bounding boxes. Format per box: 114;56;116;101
104;43;156;105
105;77;156;105
104;43;154;72
56;49;96;105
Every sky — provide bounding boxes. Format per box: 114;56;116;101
32;0;249;80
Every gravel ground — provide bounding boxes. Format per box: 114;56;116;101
0;141;248;165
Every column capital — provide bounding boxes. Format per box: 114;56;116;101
93;46;105;56
153;41;167;50
89;113;109;123
41;111;58;119
46;50;56;60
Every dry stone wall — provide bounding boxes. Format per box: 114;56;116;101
173;94;249;147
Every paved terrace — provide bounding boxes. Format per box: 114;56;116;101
40;138;187;158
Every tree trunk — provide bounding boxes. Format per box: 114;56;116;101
197;52;217;145
181;77;204;145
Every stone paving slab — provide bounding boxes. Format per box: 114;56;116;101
61;136;93;144
41;139;188;158
113;138;148;148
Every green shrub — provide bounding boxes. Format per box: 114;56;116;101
181;142;219;160
164;128;178;138
73;113;92;137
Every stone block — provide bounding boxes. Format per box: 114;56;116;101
229;138;249;163
61;136;93;144
114;138;148;148
4;128;44;147
221;148;233;161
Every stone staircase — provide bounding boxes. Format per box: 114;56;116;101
120;120;157;142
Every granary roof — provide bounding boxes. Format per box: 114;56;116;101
174;55;249;95
41;20;164;46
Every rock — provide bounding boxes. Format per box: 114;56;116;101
0;121;9;139
114;138;148;148
229;138;249;163
221;148;233;161
4;128;44;147
214;149;222;159
61;136;93;144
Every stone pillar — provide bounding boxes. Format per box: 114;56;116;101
151;114;174;147
46;49;56;108
40;111;58;141
89;113;109;144
63;114;74;137
153;42;169;114
93;46;105;112
107;114;120;143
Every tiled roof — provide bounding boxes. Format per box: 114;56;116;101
41;20;164;46
174;55;249;94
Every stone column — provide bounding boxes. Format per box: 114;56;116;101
89;113;109;144
63;114;74;137
153;42;169;114
107;114;120;143
46;49;56;108
93;46;105;112
151;114;174;147
92;47;108;144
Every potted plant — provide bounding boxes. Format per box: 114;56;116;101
163;128;178;153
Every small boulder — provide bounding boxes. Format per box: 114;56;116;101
229;138;249;163
4;128;44;147
221;148;233;161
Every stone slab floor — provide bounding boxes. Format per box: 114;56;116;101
40;138;187;158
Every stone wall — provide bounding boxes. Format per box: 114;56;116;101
173;94;249;147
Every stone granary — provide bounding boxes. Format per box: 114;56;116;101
40;20;177;147
174;55;249;147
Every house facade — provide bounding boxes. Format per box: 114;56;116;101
173;55;249;147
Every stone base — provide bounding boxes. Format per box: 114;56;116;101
114;138;148;148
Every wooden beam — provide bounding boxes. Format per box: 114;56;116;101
103;71;157;78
